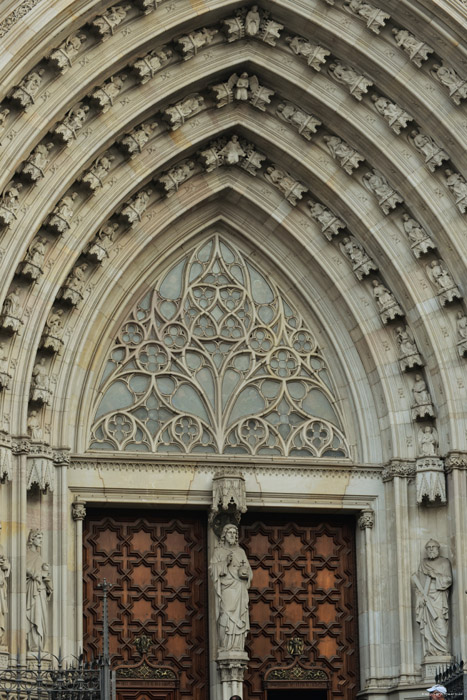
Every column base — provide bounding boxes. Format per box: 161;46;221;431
421;655;452;681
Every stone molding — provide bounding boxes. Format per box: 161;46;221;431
0;0;44;39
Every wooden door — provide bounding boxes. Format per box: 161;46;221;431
83;510;208;700
240;514;358;700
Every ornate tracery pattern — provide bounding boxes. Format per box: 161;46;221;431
90;236;348;457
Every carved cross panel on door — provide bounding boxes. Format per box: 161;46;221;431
240;514;358;700
83;510;208;700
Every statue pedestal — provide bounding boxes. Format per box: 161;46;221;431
216;650;249;700
0;646;9;668
421;655;452;681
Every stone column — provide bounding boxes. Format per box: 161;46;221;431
12;439;29;661
71;500;86;653
357;508;377;687
446;453;467;659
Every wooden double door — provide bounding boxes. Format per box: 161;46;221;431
83;510;358;700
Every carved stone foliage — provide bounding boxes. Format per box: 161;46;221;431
307;200;345;240
157;161;196;197
371;94;413;134
120;189;152;224
285;35;330;71
90;75;127;113
276;101;321;140
17;236;47;281
85;222;118;263
163;94;204;130
30;357;51;405
413;541;451;654
40;308;64;353
176;27;218;60
339;236;377;279
392;28;433;66
426;260;462;306
382;460;416;481
46;192;77;234
52;104;89;145
118;122;157;157
409;130;448;171
199;135;265;175
80;152;114;193
10;69;45;110
265;166;307;205
444;169;467;213
90;235;349;457
358;509;374;529
131;47;172;84
431;63;467;105
0;286;23;334
48;33;87;73
0;343;11;390
395;325;423;372
344;0;389;33
21;142;53;182
411;374;435;420
457;312;467;358
222;6;284;45
91;5;131;41
0;181;23;227
401;214;436;258
328;61;373;100
72;502;86;520
323;135;364;174
363;169;403;214
58;263;88;306
211;73;274;111
371;280;404;324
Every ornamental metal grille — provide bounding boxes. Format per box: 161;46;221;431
90;235;348;457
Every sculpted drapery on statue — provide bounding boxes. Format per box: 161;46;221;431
0;523;11;645
26;529;53;651
413;539;452;657
210;524;252;652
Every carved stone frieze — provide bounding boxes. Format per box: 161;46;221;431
307;200;346;240
157;161;196;197
392;28;433;66
57;264;88;306
17;236;47;281
276;101;321;140
285;35;330;70
371;94;413;134
358;509;374;529
131;47;172;84
411;374;435;420
401;214;436;258
264;165;307;205
431;63;467;105
46;193;78;234
344;0;389;33
395;325;423;371
371;280;404;324
52;104;89;144
409;130;448;171
426;260;462;306
222;6;284;45
211;73;274;111
339;236;377;279
363;169;403;214
48;33;87;73
118;122;157;158
323;135;364;174
444;169;467;213
79;152;115;193
163;94;204;130
72;502;86;521
456;312;467;358
90;75;127;113
176;27;218;60
382;460;416;481
416;457;446;504
0;181;23;227
0;286;23;335
91;5;131;41
328;61;373;100
0;0;44;39
10;69;45;110
120;189;152;224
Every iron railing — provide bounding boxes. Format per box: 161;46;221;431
436;659;467;699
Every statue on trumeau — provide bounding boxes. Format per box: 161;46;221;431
210;523;252;652
26;529;53;651
413;540;452;657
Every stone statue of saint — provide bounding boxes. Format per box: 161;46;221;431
210;523;252;652
26;529;53;651
413;539;452;656
0;523;11;645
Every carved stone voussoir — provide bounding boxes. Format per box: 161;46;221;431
456;312;467;358
382;460;416;481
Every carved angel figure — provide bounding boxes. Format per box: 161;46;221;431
363;169;403;214
158;161;196;196
80;153;115;192
0;286;22;334
46;192;78;234
59;264;88;306
276;101;321;140
218;135;246;165
176;27;218;60
21;143;54;182
26;529;53;650
257;14;284;46
323;135;364;174
132;47;172;84
53;104;89;144
120;189;153;224
30;358;51;404
0;523;11;644
392;28;433;67
10;69;45;109
91;5;131;40
18;237;47;281
91;75;127;113
431;64;467;105
265;166;308;206
118;122;157;158
199;136;262;174
307;200;345;240
0;343;11;390
163;95;204;130
328;61;373;100
371;279;404;324
426;260;462;305
456;311;467;358
286;35;330;71
409;130;448;171
411;373;435;420
211;73;274;111
371;94;412;134
396;325;423;371
444;169;467;213
401;214;436;257
339;236;377;279
344;0;389;33
0;181;23;226
48;33;87;73
86;222;118;262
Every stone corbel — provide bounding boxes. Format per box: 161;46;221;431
27;446;54;493
415;457;446;504
210;469;247;535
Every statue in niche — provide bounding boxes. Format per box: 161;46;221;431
411;373;435;420
401;213;436;257
30;357;51;404
431;64;467;105
409;130;448;171
120;189;153;223
307;200;345;240
118;122;157;157
59;264;88;306
53;104;89;145
371;280;404;324
27;410;43;441
91;75;127;113
177;27;218;60
371;94;413;134
86;222;118;262
210;523;252;652
457;311;467;358
392;28;433;66
444;169;467;214
132;47;172;84
46;192;78;234
158;161;196;197
18;237;47;281
0;286;22;334
339;236;377;279
276;101;321;140
328;61;373;100
211;73;274;111
363;169;403;214
265;166;307;205
0;107;10;134
41;308;65;353
245;5;260;36
26;529;53;651
413;540;452;656
323;136;364;174
91;5;131;41
80;153;115;192
0;343;11;390
218;135;246;165
21;143;54;183
418;425;438;457
0;522;11;645
163;95;204;130
48;33;87;73
395;325;423;371
344;0;389;33
285;35;329;71
10;69;45;110
426;260;462;305
0;181;23;227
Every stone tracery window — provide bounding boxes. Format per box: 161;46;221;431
90;235;349;457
